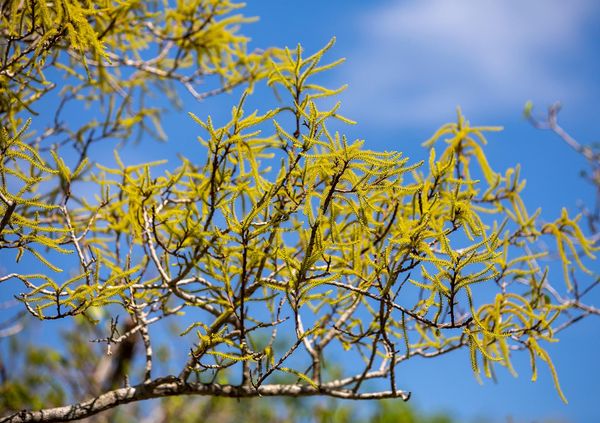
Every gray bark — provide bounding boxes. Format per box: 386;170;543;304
1;377;410;423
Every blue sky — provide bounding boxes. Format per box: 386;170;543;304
3;2;600;422
237;1;600;422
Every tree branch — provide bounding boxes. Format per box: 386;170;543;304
0;377;410;423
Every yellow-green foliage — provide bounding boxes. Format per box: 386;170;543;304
1;3;597;408
0;119;66;263
1;0;270;143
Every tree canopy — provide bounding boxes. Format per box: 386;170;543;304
1;2;598;422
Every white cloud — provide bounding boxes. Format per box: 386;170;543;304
340;0;598;127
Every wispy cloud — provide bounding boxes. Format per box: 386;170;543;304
340;0;599;127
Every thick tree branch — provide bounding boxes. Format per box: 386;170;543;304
0;377;410;423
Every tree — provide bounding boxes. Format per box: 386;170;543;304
525;102;600;314
0;2;597;422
